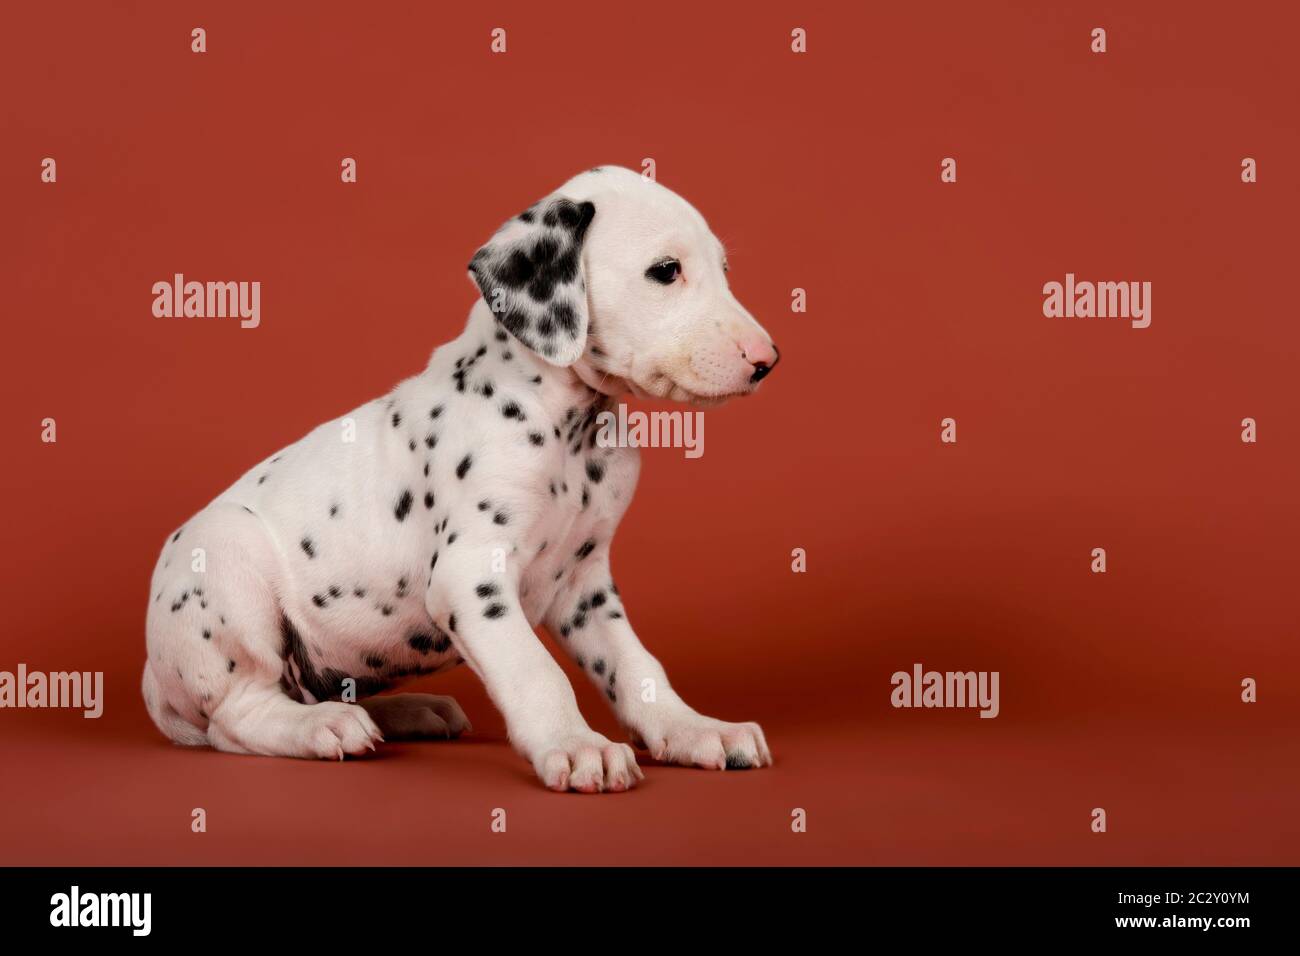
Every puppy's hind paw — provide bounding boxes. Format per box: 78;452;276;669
360;693;473;740
302;702;385;760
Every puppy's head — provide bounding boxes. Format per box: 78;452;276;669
468;166;778;405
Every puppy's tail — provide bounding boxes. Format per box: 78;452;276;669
142;661;209;747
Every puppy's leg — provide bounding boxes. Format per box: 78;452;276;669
146;504;382;760
548;559;772;771
428;552;641;793
208;682;384;760
360;694;472;740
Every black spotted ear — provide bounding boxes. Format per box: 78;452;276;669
467;196;595;366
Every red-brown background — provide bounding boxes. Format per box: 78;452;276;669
1;1;1296;865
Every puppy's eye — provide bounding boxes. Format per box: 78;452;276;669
645;259;681;285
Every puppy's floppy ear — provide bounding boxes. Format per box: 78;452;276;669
467;196;595;366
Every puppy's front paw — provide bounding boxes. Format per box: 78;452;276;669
533;732;643;793
637;715;772;770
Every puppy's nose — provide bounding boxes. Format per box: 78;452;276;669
738;335;774;382
746;341;780;383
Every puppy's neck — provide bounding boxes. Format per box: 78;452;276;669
569;357;631;399
447;302;621;423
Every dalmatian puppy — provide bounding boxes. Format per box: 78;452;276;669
142;166;779;792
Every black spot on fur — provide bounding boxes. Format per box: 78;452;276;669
424;491;435;510
483;603;507;619
300;536;316;558
528;431;544;446
409;633;435;654
475;582;499;599
280;613;388;702
391;412;402;428
551;301;579;335
394;489;414;521
585;460;605;484
456;455;472;480
575;539;596;560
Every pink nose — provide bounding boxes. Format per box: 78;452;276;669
737;335;780;382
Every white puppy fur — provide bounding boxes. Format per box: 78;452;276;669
142;167;778;792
